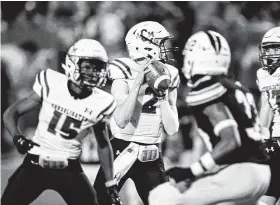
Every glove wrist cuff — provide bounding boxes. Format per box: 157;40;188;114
105;179;118;188
190;152;216;177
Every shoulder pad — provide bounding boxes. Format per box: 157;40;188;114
165;64;180;89
186;76;227;106
256;68;280;91
108;58;138;80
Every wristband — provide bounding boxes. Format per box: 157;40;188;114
190;152;216;177
105;179;118;188
190;162;204;176
200;152;217;170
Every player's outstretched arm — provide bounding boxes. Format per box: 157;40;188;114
160;88;179;136
3;91;41;139
203;102;241;163
3;91;41;154
167;102;240;182
94;121;122;205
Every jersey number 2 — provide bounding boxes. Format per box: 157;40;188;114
47;110;82;139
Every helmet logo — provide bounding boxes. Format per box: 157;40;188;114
138;29;155;43
205;31;221;54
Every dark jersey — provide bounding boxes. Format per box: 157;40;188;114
186;75;269;164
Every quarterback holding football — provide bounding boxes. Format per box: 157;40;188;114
93;21;180;205
2;39;121;205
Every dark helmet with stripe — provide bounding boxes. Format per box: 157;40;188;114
182;30;231;79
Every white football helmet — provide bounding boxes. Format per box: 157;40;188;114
182;30;231;79
125;21;177;62
62;39;108;88
259;27;280;74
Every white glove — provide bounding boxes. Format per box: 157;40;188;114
149;182;182;205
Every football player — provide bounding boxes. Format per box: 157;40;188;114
93;21;180;205
149;31;272;205
2;39;121;205
257;26;280;205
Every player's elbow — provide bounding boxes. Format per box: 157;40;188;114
165;123;179;136
114;117;129;129
3;107;15;128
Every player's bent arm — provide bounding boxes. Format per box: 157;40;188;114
203;102;240;164
259;92;273;129
3;91;42;138
112;79;141;129
94;121;114;182
160;88;179;136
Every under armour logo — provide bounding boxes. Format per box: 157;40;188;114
127;148;133;153
266;147;274;153
84;108;93;115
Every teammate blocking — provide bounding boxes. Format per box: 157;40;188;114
2;39;121;205
149;31;272;205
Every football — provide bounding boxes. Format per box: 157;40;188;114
145;60;171;91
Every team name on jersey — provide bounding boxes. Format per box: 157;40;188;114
52;104;88;121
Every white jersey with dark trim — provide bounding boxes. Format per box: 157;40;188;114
109;58;179;144
186;76;268;164
108;57;180;88
257;68;280;137
29;69;116;159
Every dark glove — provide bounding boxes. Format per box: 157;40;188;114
166;167;195;183
107;185;122;205
264;139;280;157
152;89;167;101
13;135;39;154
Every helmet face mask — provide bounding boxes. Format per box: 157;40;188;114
259;43;280;74
78;58;107;88
259;27;280;75
63;39;108;89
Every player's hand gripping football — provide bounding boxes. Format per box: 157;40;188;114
13;134;39;154
134;59;152;86
166;167;196;183
107;184;123;205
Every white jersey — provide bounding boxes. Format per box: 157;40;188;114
109;58;179;144
28;69;116;159
257;68;280;137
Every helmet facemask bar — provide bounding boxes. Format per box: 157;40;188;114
259;42;280;74
139;34;178;61
159;36;178;62
70;55;108;88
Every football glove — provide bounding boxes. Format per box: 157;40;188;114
107;185;122;205
263;139;280;157
166;167;195;183
13;135;39;154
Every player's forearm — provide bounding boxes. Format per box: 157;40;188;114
3;106;21;138
260;99;273;128
160;102;179;136
97;142;114;181
211;138;238;164
114;83;141;128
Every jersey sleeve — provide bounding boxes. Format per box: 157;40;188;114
97;95;117;123
166;64;180;89
186;76;227;106
32;69;50;99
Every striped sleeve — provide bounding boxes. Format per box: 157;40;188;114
108;59;133;80
186;81;227;106
32;70;50;99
